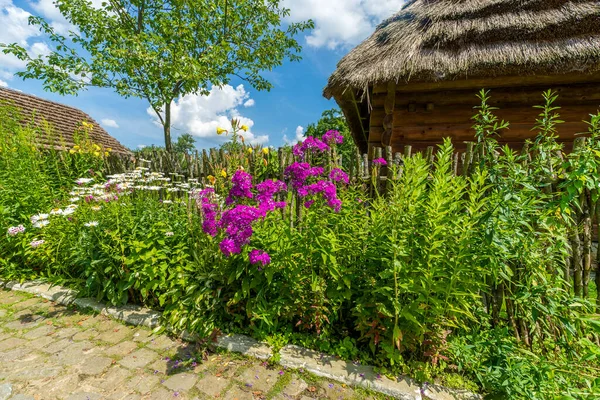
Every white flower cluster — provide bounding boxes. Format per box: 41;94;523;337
30;239;45;248
7;225;25;236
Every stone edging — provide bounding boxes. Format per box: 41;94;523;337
2;280;480;400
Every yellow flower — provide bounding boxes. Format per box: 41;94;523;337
207;175;216;184
73;145;80;150
104;151;109;157
216;127;227;135
262;147;269;155
106;148;112;153
220;169;227;178
240;125;249;132
69;149;76;154
247;147;253;154
93;151;101;157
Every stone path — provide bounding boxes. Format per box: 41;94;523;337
0;289;382;400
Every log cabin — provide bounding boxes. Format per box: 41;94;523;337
324;0;600;154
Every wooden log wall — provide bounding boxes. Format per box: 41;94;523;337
368;82;600;153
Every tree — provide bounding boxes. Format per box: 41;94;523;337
305;108;357;168
2;0;313;152
173;133;196;154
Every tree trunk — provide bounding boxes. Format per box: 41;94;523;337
164;101;172;152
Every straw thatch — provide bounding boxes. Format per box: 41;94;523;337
324;0;600;98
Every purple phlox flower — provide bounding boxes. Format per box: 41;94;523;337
322;130;344;145
218;205;263;257
329;168;349;184
245;383;253;388
292;136;330;158
298;180;342;212
372;158;387;167
256;180;287;213
284;162;324;189
249;249;271;266
196;188;219;237
328;383;334;389
304;200;315;209
226;170;254;205
191;362;198;367
279;370;285;376
173;391;179;397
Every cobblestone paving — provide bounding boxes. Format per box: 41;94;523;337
0;289;380;400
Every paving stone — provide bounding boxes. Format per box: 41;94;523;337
53;327;80;339
66;392;103;400
10;394;35;400
126;373;160;394
0;347;33;362
0;290;20;304
8;366;63;381
54;341;97;366
145;387;175;400
145;335;177;351
132;329;153;343
41;338;71;354
11;298;43;310
320;382;355;399
22;324;55;339
119;348;159;369
223;386;253;400
0;383;12;400
106;391;141;400
162;373;198;391
0;337;27;351
96;326;133;344
26;335;55;350
196;374;230;397
148;358;171;375
77;315;106;329
95;320;123;332
282;376;309;397
39;373;81;399
85;365;131;391
77;356;113;375
72;329;99;341
238;366;279;392
104;341;138;357
3;313;45;330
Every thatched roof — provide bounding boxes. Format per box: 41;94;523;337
0;87;131;155
324;0;600;98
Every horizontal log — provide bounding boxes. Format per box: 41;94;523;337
371;83;600;108
372;71;600;94
391;104;598;127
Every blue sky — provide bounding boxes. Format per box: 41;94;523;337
0;0;403;150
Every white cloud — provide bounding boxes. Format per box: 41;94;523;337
243;99;255;107
30;0;105;35
101;119;119;128
284;126;306;145
0;79;7;87
0;1;53;80
147;84;268;147
283;0;403;49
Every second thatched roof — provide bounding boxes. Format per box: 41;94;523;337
324;0;600;97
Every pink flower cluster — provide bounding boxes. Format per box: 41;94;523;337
373;158;388;166
7;225;25;236
322;130;344;145
249;249;271;266
292;137;329;158
196;174;286;259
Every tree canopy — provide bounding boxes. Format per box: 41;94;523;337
2;0;313;151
